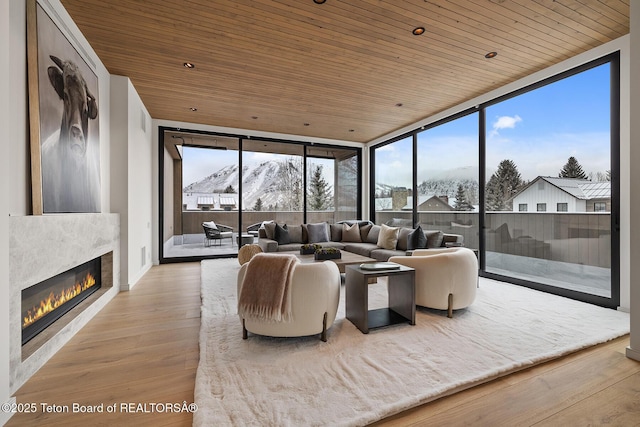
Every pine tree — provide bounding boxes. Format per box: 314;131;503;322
253;197;263;211
485;159;524;211
223;184;235;193
558;156;587;179
454;184;473;211
307;165;333;210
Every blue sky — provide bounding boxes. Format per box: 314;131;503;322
376;62;612;186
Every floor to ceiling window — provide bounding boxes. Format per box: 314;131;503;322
159;129;361;262
241;139;305;233
372;136;413;226
163;134;240;259
417;113;479;253
370;52;619;307
484;58;617;303
306;145;359;223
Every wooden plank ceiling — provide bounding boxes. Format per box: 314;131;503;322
60;0;629;143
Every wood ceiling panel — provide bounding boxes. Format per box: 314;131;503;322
60;0;629;143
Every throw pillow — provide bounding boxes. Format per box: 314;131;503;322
203;221;218;230
424;230;444;248
341;223;362;242
359;224;372;242
288;225;303;243
274;223;291;245
306;222;329;243
329;224;342;242
377;224;399;250
397;227;412;251
366;225;381;244
264;222;277;240
407;226;427;250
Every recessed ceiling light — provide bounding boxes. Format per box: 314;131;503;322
412;27;425;36
189;107;198;112
485;51;498;59
396;103;403;107
251;116;258;119
304;123;310;126
349;129;355;132
183;62;195;68
313;0;326;4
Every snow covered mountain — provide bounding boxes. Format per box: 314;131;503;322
375;166;481;205
184;160;290;209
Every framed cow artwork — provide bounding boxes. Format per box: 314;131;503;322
27;0;101;214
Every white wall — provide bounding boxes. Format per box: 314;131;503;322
2;0;113;419
627;1;640;361
111;76;152;289
127;80;153;285
1;0;14;423
512;183;583;213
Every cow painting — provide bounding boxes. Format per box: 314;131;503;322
41;55;100;213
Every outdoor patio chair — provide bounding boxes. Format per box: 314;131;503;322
202;221;234;247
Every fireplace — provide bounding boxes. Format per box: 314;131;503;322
21;257;102;345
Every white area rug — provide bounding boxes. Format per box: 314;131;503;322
194;258;629;426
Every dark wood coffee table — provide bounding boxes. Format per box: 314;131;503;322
345;263;415;334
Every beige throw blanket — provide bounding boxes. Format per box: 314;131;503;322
238;253;299;322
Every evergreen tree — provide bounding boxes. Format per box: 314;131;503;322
307;165;333;210
223;184;235;193
253;197;263;211
559;156;587;179
454;184;473;211
485;159;524;211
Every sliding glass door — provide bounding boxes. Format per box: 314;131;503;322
159;129;361;262
417;113;479;252
483;59;617;303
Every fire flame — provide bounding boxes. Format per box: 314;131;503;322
22;273;96;329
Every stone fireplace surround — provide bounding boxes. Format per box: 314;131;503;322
9;214;120;393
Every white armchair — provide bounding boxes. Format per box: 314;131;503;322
237;260;341;341
389;247;478;318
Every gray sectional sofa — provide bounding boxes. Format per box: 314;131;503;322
257;220;463;262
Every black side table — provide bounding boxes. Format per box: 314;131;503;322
345;264;415;334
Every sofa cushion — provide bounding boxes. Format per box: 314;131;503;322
274;223;291;245
370;248;404;261
407;225;427;250
377;224;399;250
343;242;378;257
397;227;412;251
424;230;444;248
288;225;303;243
316;241;345;250
276;243;304;252
329;224;342;242
306;222;329;243
342;223;362;242
366;225;381;244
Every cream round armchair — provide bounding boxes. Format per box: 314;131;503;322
237;260;341;341
389;247;478;318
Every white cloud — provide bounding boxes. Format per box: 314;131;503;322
490;115;522;138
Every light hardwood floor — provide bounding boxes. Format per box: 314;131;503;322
8;262;639;426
